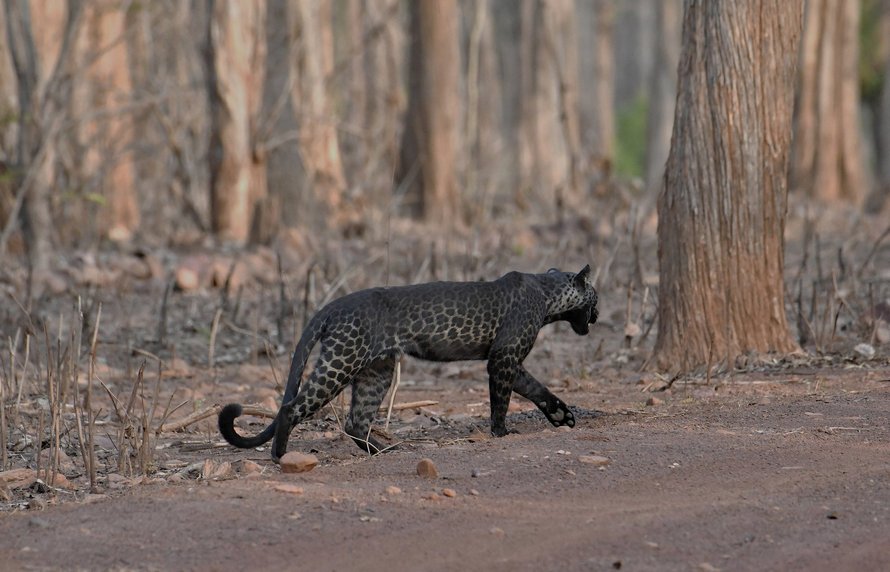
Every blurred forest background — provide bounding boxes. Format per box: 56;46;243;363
0;0;886;263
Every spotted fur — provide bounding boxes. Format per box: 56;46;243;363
219;265;599;461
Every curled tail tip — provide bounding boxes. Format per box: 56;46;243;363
220;403;243;419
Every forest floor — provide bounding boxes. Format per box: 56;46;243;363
1;204;890;570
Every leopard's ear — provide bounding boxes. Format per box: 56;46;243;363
574;264;591;287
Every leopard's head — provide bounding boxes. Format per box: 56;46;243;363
548;264;599;335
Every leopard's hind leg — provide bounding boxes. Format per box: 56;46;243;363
345;355;396;454
271;343;367;460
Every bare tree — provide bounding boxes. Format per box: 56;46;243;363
3;0;82;297
643;0;681;195
73;0;139;243
397;0;461;223
517;0;581;212
653;0;802;373
290;0;348;226
789;0;864;204
869;0;890;213
578;0;614;173
205;0;267;244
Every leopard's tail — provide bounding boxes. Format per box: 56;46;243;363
218;313;326;449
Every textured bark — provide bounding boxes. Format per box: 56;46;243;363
653;0;802;373
397;0;460;223
789;0;864;204
291;0;347;222
75;0;138;242
643;0;681;194
206;0;267;244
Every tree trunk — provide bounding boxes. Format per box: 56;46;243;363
397;0;460;223
4;0;81;298
653;0;802;373
206;0;267;244
361;0;402;196
491;0;525;204
579;0;615;171
75;0;139;243
291;0;348;225
869;0;890;213
643;0;681;195
789;0;864;204
516;0;579;214
261;0;306;235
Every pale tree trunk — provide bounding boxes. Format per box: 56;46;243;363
4;0;82;298
291;0;348;225
74;0;138;243
397;0;460;223
463;0;503;218
643;0;681;195
578;0;614;174
491;0;525;204
653;0;802;374
206;0;267;244
0;7;16;225
361;0;402;193
0;8;17;159
789;0;864;204
518;0;580;213
260;0;305;235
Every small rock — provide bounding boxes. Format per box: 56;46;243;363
416;458;438;478
174;266;202;291
469;489;480;496
579;455;611;467
557;425;573;433
646;397;663;406
240;460;263;475
209;461;233;480
442;488;457;498
489;526;505;537
853;343;875;359
273;484;305;495
423;492;441;501
385;485;402;495
280;452;319;474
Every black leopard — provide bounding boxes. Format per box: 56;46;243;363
219;264;599;461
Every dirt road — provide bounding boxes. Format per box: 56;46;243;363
2;372;888;571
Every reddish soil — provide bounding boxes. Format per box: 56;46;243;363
2;363;889;571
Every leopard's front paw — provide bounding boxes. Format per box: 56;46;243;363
543;400;575;428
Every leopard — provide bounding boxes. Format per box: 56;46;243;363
219;264;599;461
